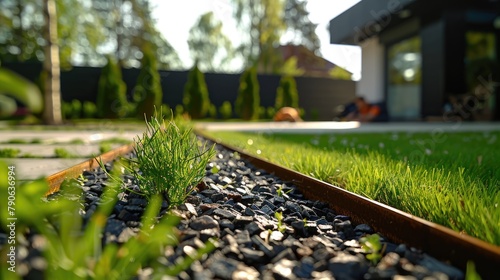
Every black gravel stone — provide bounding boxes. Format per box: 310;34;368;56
328;252;370;279
219;219;235;231
190;216;219;231
208;257;239;280
213;208;237;220
240;247;266;264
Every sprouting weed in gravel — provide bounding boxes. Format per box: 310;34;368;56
211;164;220;174
276;184;285;197
465;261;482;280
128;114;215;206
276;184;292;197
360;234;384;265
275;211;286;233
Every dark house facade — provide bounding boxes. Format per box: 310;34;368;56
330;0;500;121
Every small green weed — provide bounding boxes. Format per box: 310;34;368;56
99;142;113;154
276;184;292;197
360;234;384;265
30;138;42;144
274;211;286;233
69;139;85;144
6;139;27;144
465;261;482;280
211;164;220;174
128;114;215;206
54;147;77;158
0;148;21;158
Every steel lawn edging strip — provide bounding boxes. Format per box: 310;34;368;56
195;129;500;279
45;144;134;195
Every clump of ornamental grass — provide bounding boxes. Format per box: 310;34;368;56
0;160;215;279
130;114;215;206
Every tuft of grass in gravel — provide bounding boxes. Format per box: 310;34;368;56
99;142;113;154
207;131;500;245
5;139;28;144
0;160;215;279
0;148;21;158
54;147;78;158
129;115;215;206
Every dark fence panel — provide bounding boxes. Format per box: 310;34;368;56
296;77;356;120
4;63;355;120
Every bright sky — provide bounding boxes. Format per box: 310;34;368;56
150;0;361;78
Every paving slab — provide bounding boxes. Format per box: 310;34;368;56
3;158;91;181
0;129;141;181
196;121;500;134
0;144;124;157
0;130;141;144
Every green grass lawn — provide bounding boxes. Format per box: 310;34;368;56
206;130;500;245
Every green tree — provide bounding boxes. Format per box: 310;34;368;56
0;0;178;68
91;0;180;69
275;75;299;109
183;64;211;119
235;67;260;120
0;0;104;68
219;101;233;119
134;47;163;119
232;0;286;72
42;0;62;125
0;0;45;63
283;0;321;54
188;12;234;73
97;56;128;118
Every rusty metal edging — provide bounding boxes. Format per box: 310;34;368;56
195;129;500;279
45;144;134;195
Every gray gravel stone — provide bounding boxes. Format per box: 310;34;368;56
239;247;265;264
213;208;237;220
272;259;297;280
354;223;374;233
190;216;219;231
235;230;252;247
251;235;274;257
329;252;369;279
293;256;315;279
208;257;239;280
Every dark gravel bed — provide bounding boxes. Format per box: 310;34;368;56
1;143;465;279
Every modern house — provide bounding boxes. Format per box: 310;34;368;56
330;0;500;121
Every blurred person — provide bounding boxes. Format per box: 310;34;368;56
345;97;381;122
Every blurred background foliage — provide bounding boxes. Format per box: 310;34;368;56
0;0;343;122
0;0;321;73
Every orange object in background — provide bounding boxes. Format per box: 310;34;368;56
273;107;303;122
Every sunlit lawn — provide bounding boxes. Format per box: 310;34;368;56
206;130;500;245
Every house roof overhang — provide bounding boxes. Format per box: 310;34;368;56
329;0;417;45
329;0;500;45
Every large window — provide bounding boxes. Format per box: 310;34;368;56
465;31;496;89
464;31;497;120
387;35;421;120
